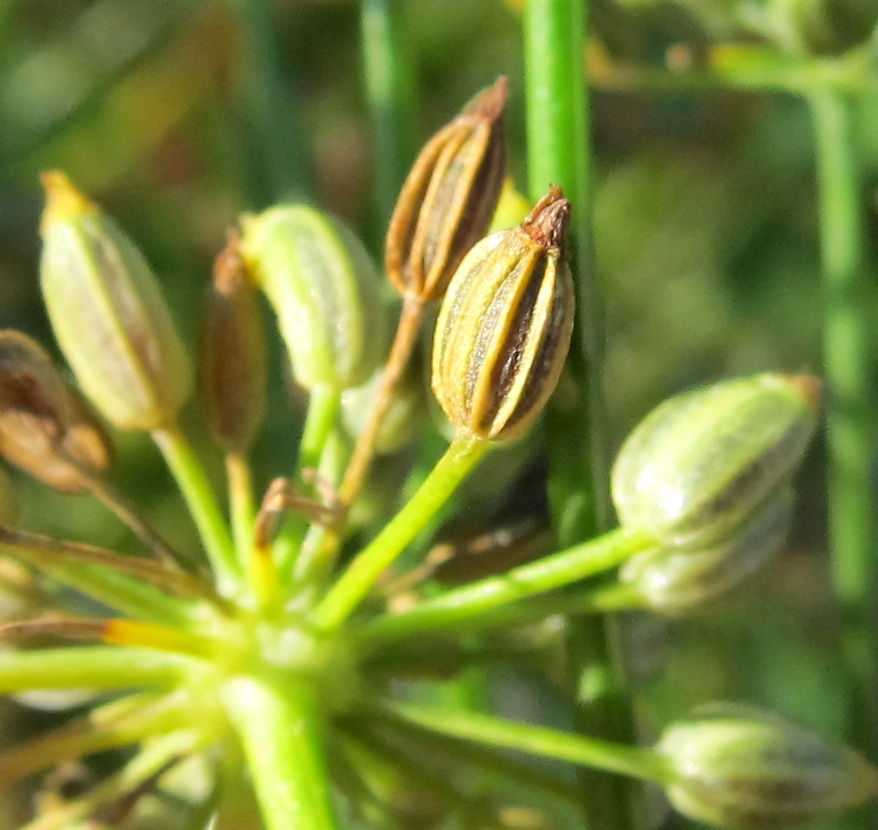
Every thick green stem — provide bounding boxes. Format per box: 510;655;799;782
314;433;489;630
361;0;417;225
524;2;639;827
153;425;240;593
373;698;673;785
222;673;338;830
810;89;873;621
358;527;652;647
810;88;878;762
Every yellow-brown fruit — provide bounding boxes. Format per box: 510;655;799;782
199;232;267;453
386;77;508;303
431;186;574;441
0;331;113;492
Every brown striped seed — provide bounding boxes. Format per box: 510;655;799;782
199;232;267;453
386;77;508;303
0;331;113;492
431;186;574;441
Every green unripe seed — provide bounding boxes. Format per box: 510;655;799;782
619;488;793;615
240;205;387;392
39;172;193;431
611;374;819;547
658;703;878;829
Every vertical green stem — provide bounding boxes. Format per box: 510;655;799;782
361;0;417;225
153;426;240;593
222;673;338;830
230;0;311;201
298;385;342;475
810;88;877;760
314;433;489;630
524;2;637;828
227;452;257;563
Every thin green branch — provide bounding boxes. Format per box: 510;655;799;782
313;433;489;630
0;692;192;787
0;646;191;693
372;698;674;785
357;527;652;647
153;424;240;593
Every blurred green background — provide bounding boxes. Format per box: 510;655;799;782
1;0;877;827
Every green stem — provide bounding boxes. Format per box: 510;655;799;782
810;89;873;620
20;730;201;830
313;433;489;630
810;88;878;758
227;451;257;563
298;384;342;475
373;698;674;785
153;425;239;593
0;692;191;786
5;551;199;625
524;2;639;827
0;646;190;692
358;527;652;647
590;46;878;96
230;0;311;201
361;0;417;225
222;672;338;830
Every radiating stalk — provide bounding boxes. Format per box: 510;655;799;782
314;433;488;630
153;425;240;592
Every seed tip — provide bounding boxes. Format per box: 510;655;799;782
39;171;98;234
463;76;509;122
521;185;571;249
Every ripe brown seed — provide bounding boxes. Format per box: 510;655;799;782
431;186;574;441
199;232;267;454
386;77;508;303
0;331;113;492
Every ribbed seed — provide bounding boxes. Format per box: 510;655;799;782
432;187;573;441
0;330;112;492
387;77;507;302
240;204;387;391
199;232;267;453
39;171;193;431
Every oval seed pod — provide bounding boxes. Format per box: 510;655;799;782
386;77;508;302
39;172;193;431
619;488;793;615
431;186;574;441
657;703;878;829
0;330;112;492
340;363;426;455
611;374;819;548
199;232;267;453
240;204;387;391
